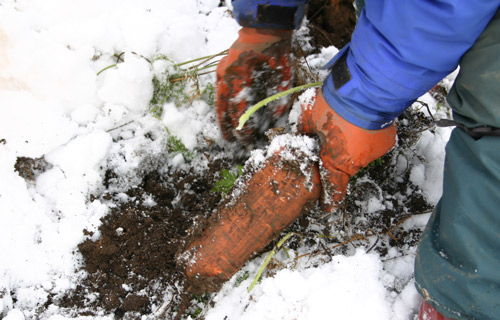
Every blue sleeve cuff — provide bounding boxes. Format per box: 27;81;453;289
231;0;309;30
322;50;398;130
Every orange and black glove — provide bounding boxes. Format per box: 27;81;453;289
216;27;293;148
298;90;397;211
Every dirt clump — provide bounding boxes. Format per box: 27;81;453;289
14;156;51;182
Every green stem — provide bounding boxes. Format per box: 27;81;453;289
167;67;217;83
248;232;294;293
237;82;323;131
96;64;117;76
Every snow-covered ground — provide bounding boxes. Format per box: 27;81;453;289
0;1;453;319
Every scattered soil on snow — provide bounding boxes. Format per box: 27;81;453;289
14;4;439;319
12;109;436;319
48;4;363;318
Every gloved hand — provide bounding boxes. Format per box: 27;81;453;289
298;90;397;210
216;27;293;147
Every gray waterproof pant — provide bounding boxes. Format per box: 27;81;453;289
414;8;500;320
415;129;500;319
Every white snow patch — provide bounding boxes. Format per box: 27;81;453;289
409;128;451;205
206;250;393;320
97;52;154;114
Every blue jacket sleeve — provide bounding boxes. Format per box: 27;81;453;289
323;0;500;129
231;0;309;30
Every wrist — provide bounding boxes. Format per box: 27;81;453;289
232;0;308;30
238;27;292;44
231;27;292;55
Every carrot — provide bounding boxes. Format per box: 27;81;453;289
180;149;321;294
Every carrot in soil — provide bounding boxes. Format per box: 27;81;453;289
179;146;322;294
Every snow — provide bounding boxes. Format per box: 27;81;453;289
408;94;452;205
206;250;392;320
161;102;205;151
98;52;154;113
0;0;453;319
288;87;317;128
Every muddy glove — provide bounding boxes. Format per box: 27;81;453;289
216;27;293;147
298;90;397;211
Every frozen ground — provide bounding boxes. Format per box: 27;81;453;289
0;1;453;319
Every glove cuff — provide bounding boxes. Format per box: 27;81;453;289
237;27;292;45
232;0;308;30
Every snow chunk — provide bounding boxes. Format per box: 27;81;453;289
4;309;24;320
289;89;316;129
366;197;386;214
242;133;319;183
97;52;153;114
161;102;204;150
266;134;318;161
410;128;451;204
38;131;112;216
45;131;112;176
70;104;100;125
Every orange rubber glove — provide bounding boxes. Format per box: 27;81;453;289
216;27;293;147
298;89;397;210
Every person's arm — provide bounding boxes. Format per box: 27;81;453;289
297;0;499;210
323;0;500;129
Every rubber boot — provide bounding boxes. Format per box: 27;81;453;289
419;301;454;320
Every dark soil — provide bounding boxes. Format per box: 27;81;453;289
306;0;357;50
57;160;227;319
14;156;51;182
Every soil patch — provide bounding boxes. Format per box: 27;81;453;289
14;156;51;182
57;160;227;319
